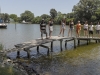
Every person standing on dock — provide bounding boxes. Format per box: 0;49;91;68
83;21;88;37
68;20;74;37
48;18;53;39
95;22;100;37
40;19;48;39
58;18;66;37
76;21;81;37
89;22;94;38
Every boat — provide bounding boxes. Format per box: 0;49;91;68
0;19;7;28
21;20;30;24
22;20;30;24
0;23;7;28
0;7;7;28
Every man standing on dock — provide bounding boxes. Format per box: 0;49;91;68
40;19;48;39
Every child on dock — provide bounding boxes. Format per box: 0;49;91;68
76;21;81;37
48;18;54;39
68;20;74;37
83;21;88;37
40;19;48;39
58;18;66;37
89;22;94;38
95;22;100;37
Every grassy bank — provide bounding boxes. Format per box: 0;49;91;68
0;44;24;75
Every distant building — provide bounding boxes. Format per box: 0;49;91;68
10;18;14;22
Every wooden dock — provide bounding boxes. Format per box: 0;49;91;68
6;36;100;58
14;36;75;58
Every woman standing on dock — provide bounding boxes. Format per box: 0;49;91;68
89;22;94;38
58;18;66;37
76;21;81;37
48;18;54;38
68;20;74;37
83;21;88;37
95;22;100;37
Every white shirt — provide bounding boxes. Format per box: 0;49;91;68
84;24;88;29
89;25;94;31
95;24;100;30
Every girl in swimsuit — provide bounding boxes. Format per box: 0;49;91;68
58;19;66;37
68;20;74;37
48;18;53;38
83;21;88;37
76;21;81;37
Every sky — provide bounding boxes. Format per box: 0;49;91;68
0;0;80;17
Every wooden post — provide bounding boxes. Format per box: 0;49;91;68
60;40;63;51
51;41;53;52
74;38;76;48
87;40;88;45
37;46;39;53
96;40;98;43
27;50;30;59
65;40;67;49
47;48;50;56
78;40;80;46
17;51;20;58
40;45;50;56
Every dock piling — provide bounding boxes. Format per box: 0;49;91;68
27;50;30;59
78;40;80;46
37;46;39;53
17;51;20;58
51;41;53;52
65;40;67;49
60;40;63;51
74;38;76;48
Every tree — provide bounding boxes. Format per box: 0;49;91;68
4;13;10;22
50;8;57;19
10;14;18;22
0;13;10;22
20;10;34;22
72;0;100;22
41;14;50;19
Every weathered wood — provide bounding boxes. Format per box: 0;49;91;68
96;40;98;43
78;40;80;46
9;36;100;58
87;40;89;45
27;50;30;59
17;51;20;58
37;46;39;53
51;42;53;52
40;44;50;56
60;40;63;51
74;38;76;48
65;41;67;49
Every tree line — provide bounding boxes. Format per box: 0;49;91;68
0;0;100;25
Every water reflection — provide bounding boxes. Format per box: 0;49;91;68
1;23;100;75
29;44;100;75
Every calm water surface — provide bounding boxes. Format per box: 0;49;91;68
0;23;100;75
0;23;74;49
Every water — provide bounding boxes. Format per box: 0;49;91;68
0;23;100;75
0;23;74;49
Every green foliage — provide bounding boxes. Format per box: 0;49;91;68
0;44;3;50
20;10;34;22
50;8;57;19
72;0;100;23
0;13;10;22
10;14;18;22
0;66;24;75
41;14;50;19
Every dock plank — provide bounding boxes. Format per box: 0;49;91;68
15;36;74;49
